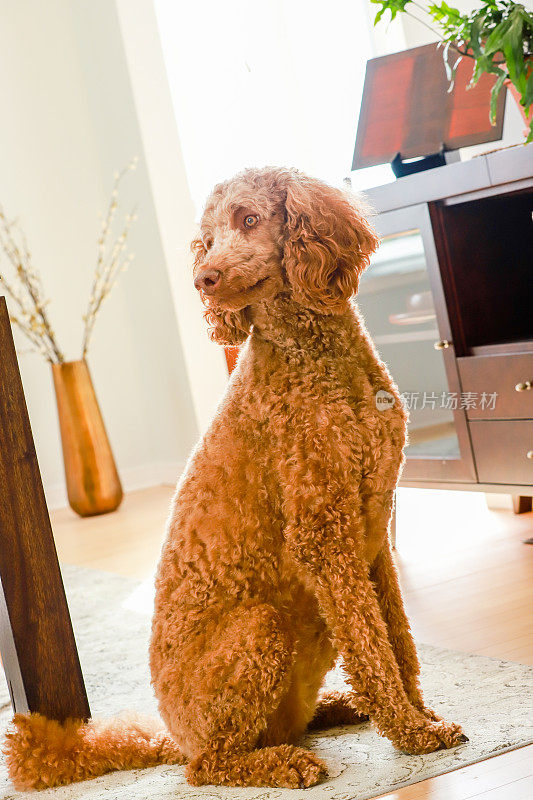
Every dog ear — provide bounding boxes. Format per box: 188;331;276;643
191;238;251;345
282;176;379;314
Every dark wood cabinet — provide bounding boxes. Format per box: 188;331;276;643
363;143;533;494
457;352;533;421
470;420;533;485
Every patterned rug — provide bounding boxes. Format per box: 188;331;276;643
1;564;532;799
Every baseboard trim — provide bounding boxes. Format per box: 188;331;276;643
44;461;184;511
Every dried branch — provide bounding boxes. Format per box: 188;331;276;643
0;206;63;362
0;156;138;365
81;157;138;358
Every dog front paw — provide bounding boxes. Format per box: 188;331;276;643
393;719;468;754
274;747;328;788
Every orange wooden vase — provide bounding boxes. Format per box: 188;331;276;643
52;360;123;517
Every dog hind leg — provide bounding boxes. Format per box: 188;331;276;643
188;744;327;788
308;691;369;730
171;603;327;788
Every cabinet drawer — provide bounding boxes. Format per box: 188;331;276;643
458;353;533;419
470;420;533;485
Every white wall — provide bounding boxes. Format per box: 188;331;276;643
0;0;199;507
114;0;229;434
154;0;377;206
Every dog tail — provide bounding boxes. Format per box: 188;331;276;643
3;711;186;791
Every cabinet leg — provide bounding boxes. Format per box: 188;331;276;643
512;495;532;514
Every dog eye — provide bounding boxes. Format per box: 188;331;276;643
243;215;259;229
203;237;213;250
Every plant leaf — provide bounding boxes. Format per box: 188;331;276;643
467;11;486;57
490;71;507;123
371;0;412;25
527;118;533;144
524;70;533;109
483;17;513;56
502;13;527;92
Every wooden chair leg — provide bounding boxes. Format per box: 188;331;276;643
0;297;90;722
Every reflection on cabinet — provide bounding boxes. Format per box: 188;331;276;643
358;205;473;483
362;143;533;493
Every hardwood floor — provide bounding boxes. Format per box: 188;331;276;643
395;488;533;666
50;484;533;800
51;485;173;579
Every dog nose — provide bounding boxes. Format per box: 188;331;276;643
194;269;221;294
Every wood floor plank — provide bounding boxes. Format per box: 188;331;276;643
376;746;533;799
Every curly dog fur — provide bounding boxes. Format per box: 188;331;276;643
4;167;465;791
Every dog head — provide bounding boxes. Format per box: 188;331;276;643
192;167;379;344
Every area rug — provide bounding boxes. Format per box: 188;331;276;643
0;564;532;800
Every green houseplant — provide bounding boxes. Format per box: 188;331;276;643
371;0;533;141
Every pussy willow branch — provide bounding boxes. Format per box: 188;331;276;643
0;158;138;364
0;272;55;361
6;226;63;362
0;206;63;362
81;157;138;359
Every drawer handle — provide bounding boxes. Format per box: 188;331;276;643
434;339;451;350
527;451;533;460
515;381;532;392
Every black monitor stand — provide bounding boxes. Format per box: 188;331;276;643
391;146;460;178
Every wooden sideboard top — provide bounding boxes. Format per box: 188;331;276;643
362;142;533;214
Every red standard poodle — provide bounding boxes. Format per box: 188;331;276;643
5;167;466;791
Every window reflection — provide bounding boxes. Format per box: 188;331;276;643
358;230;460;459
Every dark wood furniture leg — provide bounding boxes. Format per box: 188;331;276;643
512;495;532;514
0;297;90;722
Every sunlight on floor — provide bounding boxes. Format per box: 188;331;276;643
123;574;156;616
105;486;532;621
396;488;503;560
